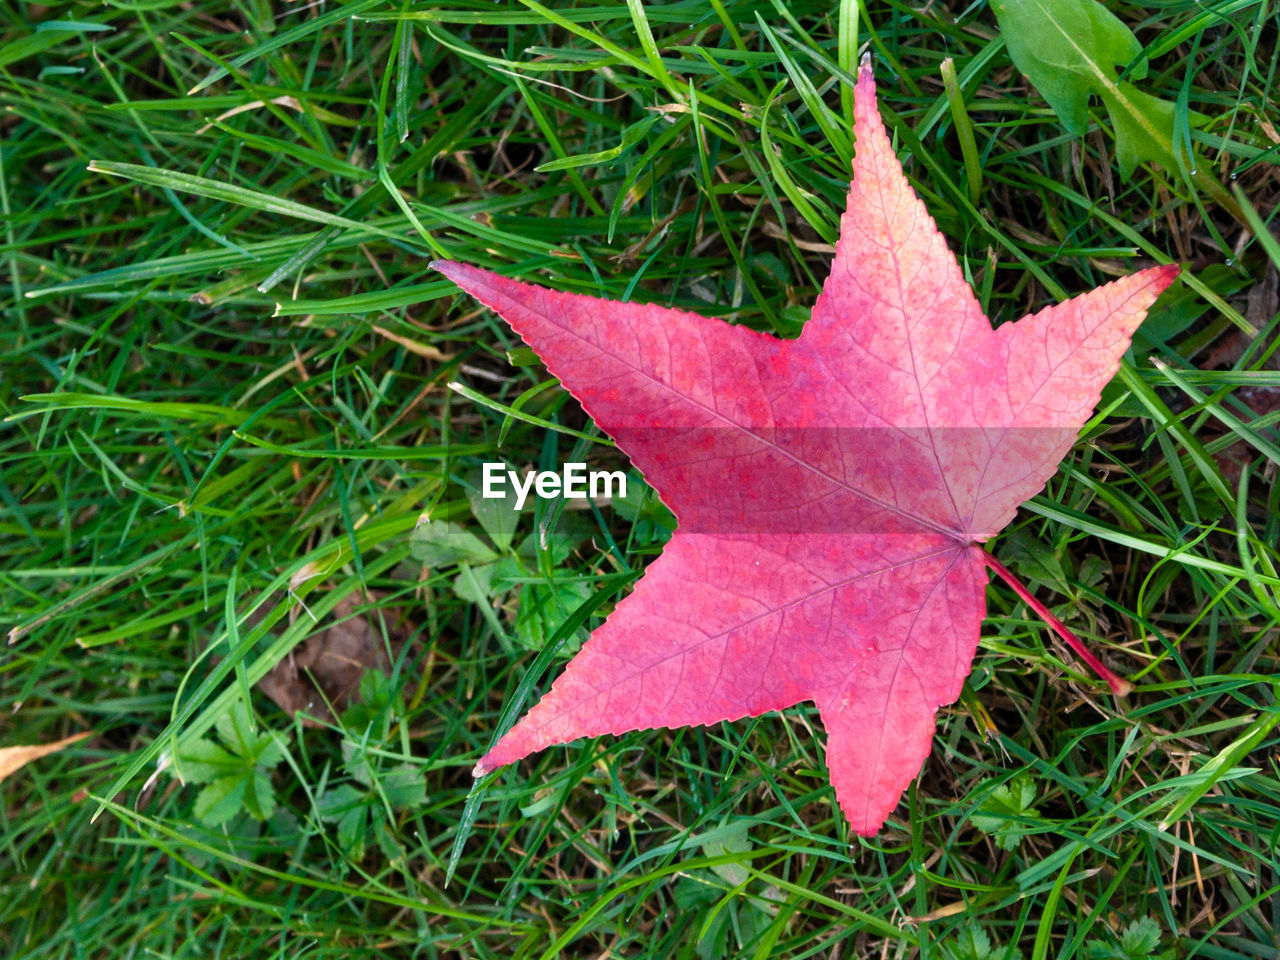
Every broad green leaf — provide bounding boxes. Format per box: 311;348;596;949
382;765;427;809
410;519;498;567
514;579;592;652
1098;82;1180;179
466;477;521;553
990;0;1187;179
452;562;496;606
992;0;1145;132
1004;531;1069;594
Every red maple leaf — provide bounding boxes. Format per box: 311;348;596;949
433;62;1178;835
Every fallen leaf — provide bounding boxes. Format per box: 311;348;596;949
371;323;453;361
432;61;1178;834
0;732;91;786
258;592;394;726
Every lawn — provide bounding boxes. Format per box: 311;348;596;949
2;1;1279;958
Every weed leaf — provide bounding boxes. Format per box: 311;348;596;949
991;0;1192;178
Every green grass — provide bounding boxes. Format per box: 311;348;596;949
3;1;1279;957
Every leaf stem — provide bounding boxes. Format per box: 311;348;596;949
980;549;1133;698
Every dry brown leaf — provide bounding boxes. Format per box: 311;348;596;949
194;95;302;133
371;324;452;361
0;731;91;786
258;593;397;726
